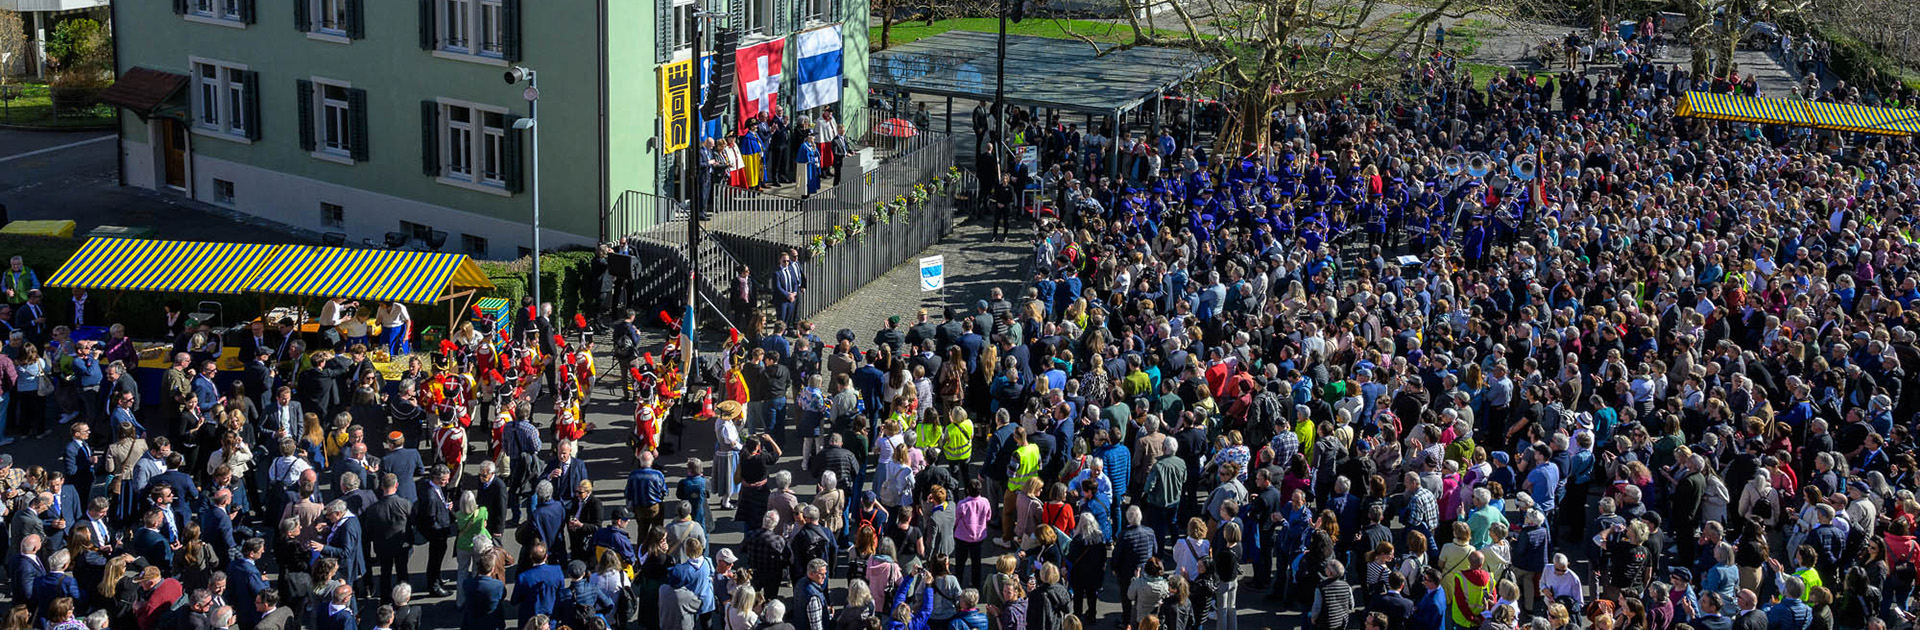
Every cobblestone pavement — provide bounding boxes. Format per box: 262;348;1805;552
804;214;1037;338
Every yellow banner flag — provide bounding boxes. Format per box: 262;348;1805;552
660;58;695;154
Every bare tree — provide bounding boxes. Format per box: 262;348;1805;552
1674;0;1811;77
1066;0;1507;151
0;11;25;84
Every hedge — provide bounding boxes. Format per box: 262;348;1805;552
476;249;599;319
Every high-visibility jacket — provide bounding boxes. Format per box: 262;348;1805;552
915;421;942;450
1446;569;1494;628
1009;443;1040;491
942;419;974;461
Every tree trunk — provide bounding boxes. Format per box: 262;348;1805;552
880;0;895;49
1715;27;1740;77
1215;88;1278;156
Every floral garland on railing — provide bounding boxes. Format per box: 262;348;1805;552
893;195;911;224
826;225;846;248
874;201;892;225
848;214;866;242
808;235;827;258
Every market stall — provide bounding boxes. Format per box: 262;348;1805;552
240;244;495;356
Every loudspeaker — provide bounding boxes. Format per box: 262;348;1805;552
609;253;638;280
703;31;739;121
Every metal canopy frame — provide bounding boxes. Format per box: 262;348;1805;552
870;31;1215;118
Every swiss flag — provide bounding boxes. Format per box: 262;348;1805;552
736;39;785;134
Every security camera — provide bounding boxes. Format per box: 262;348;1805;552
504;66;534;85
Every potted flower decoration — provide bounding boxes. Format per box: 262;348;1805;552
874;201;892;225
848;213;866;242
827;225;846;247
808;235;827;258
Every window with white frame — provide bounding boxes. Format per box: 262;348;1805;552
669;1;694;53
440;0;505;57
189;0;246;20
313;0;348;33
804;0;828;24
438;101;508;188
746;0;768;34
191;60;250;139
318;83;352;156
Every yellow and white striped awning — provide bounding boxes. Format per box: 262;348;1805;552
1678;91;1920;136
44;238;277;294
242;245;493;304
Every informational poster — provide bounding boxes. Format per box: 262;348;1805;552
659;58;695;154
920;255;944;292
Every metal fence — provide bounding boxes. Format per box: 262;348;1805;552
708;130;960;246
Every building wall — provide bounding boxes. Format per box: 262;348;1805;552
840;0;869;136
115;0;606;254
604;0;660;217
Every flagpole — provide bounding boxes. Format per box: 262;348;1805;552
683;8;709;391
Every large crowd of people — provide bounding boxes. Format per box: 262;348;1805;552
4;16;1920;630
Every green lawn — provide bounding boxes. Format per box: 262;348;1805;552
872;17;1182;49
0;82;118;129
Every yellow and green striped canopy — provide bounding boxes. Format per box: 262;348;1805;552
1678;91;1920;136
243;245;493;304
45;238;277;294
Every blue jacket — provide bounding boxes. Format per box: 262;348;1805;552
62;440;95;480
229;557;269;626
131;527;172;568
625;467;667;508
514;564;565;623
1510;524;1551;573
318;515;364;585
1767;598;1811;630
1413;586;1447;630
948;609;990;630
380;449;424;502
30;571;78;619
668;557;716;613
461;576;507;630
677;476;710;527
199;504;237;562
590;526;637;566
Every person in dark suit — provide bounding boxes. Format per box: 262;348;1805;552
473;462;508;536
315;583;357;630
335;449;378;512
30;551;80;621
528;482;567;565
770;252;804;325
102;361;139;422
6;534;44;603
298;350;349;419
1733;589;1768;630
460;552;507;630
254;590;295;630
379;433;424;503
229;538;271;628
62;423;101;507
390;585;423;630
311;501;365;587
562;478;603;562
198;489;239;563
1366;572;1417;630
54;287;101;331
362;473;414;603
414;466;456;597
238;320;275;366
728;265;757;329
130;509;173;568
242;348;275;408
1692;591;1734;630
541;441;588;504
259;387;303;447
512;543;564;625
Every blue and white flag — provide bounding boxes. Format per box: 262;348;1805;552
794;25;843;111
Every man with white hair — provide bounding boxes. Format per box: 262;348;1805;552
310;500;364;588
1139;434;1187;547
1465;487;1506;547
741;511;790;599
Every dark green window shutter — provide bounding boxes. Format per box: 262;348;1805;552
420;100;441;176
418;0;436;49
242;71;262;140
346;0;364;38
347;88;370;161
502;114;525;193
294;0;310;32
501;0;522;61
727;0;743;32
239;0;257;24
773;0;788;34
828;0;839;24
296;79;316;151
173;0;187;15
656;0;673;64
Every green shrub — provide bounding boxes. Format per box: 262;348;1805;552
477;250;598;319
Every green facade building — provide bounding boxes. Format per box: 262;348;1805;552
109;0;869;257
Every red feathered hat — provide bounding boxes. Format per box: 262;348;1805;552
486;369;505;384
728;327;741;345
658;310;680;329
470;305;485;318
573;313;588;329
438;339;458;355
551;334;567;349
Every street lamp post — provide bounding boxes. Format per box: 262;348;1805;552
507;66;542;310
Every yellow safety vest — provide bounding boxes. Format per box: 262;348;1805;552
915;422;942;449
942;420;974;461
1009;443;1040;491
